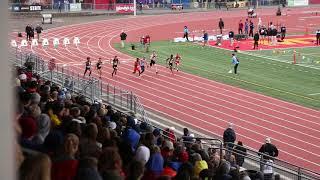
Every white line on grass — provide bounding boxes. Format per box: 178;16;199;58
309;93;320;96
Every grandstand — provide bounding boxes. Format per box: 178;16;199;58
7;0;320;180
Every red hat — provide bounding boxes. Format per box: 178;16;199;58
19;116;37;139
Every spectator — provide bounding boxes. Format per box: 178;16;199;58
145;146;164;178
238;20;243;34
258;137;279;160
233;141;247;167
51;133;79;180
126;160;145;180
122;117;141;152
32;113;51;144
134;143;150;166
19;152;51;180
79;123;102;158
219;18;224;34
99;147;124;180
244;19;249;35
120;30;127;48
35;24;43;42
223;123;236;149
215;160;232;180
75;157;103;180
193;153;209;177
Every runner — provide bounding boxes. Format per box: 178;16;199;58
96;58;102;79
175;53;181;72
150;51;158;74
132;58;141;76
140;57;146;76
83;57;92;77
111;56;120;77
167;54;174;74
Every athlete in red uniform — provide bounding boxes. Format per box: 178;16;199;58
132;58;141;76
175;53;181;72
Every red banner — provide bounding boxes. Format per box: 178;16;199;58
115;3;134;14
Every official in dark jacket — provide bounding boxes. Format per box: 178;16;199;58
120;31;127;48
258;137;279;160
223;123;236;148
219;18;224;34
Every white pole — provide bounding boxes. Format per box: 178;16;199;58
134;0;137;16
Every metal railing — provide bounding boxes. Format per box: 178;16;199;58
9;49;150;125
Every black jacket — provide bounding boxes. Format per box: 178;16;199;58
223;128;236;143
219;20;224;29
120;32;127;40
259;143;279;160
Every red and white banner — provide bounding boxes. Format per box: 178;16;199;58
115;3;134;14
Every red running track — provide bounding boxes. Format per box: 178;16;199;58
12;8;320;172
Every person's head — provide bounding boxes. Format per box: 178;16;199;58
220;18;222;21
19;116;37;139
67;120;82;137
99;147;122;172
265;137;271;144
228;123;233;129
87;57;90;61
170;54;173;58
28;104;41;119
237;141;243;146
19;153;51;180
30;93;41;105
98;58;102;62
70;106;81;118
64;133;79;157
86;123;99;140
136;58;140;62
218;160;231;175
232;53;235;57
184;26;187;29
183;128;189;136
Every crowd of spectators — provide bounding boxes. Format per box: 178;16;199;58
13;61;278;180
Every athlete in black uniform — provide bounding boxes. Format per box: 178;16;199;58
96;58;102;79
111;56;119;77
83;57;92;77
167;54;174;74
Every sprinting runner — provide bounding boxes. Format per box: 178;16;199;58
150;51;158;74
167;54;174;74
96;58;102;79
175;53;181;72
140;57;146;76
132;58;141;76
83;57;92;77
111;56;119;77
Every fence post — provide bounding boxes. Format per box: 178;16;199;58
220;141;223;161
107;83;110;102
133;96;137;113
113;86;116;105
298;167;302;180
120;90;123;107
127;93;129;109
130;92;133;111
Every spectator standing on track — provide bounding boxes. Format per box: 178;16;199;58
229;30;234;47
258;138;279;160
238;20;244;34
249;20;254;37
244;19;249;36
280;24;286;41
83;57;92;77
218;18;224;34
35;24;43;42
231;54;240;75
120;30;127;48
316;29;320;45
25;24;32;41
223;123;236;161
183;26;189;41
253;31;259;49
203;30;208;47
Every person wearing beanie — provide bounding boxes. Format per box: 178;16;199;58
30;93;41;105
32;113;51;145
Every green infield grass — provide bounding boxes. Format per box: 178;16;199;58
114;41;320;109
